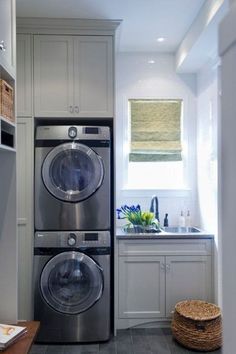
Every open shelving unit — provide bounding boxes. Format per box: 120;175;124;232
0;0;18;323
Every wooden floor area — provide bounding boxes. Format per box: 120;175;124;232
4;321;40;354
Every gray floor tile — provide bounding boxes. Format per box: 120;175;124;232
29;329;222;354
45;345;65;354
29;344;48;354
63;345;82;354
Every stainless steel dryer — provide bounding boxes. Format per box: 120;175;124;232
35;125;111;230
33;231;110;343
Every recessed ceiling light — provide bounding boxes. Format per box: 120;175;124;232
157;37;165;42
148;59;155;64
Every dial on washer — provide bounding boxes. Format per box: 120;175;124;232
68;127;77;139
67;233;76;246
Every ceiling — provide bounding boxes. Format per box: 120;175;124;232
16;0;206;53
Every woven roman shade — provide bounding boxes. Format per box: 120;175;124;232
129;99;182;162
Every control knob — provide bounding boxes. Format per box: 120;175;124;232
68;233;76;246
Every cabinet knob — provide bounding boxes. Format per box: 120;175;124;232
74;105;79;114
0;41;6;51
69;105;74;113
160;263;165;271
166;264;170;272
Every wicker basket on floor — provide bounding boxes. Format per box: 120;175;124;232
171;300;222;352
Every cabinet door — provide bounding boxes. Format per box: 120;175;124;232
165;255;212;317
0;0;15;73
16;35;32;117
74;36;113;117
17;118;33;320
118;256;165;318
34;35;74;117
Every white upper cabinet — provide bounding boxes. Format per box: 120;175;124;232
0;0;15;75
34;35;74;117
74;36;113;117
34;35;113;118
16;34;32;117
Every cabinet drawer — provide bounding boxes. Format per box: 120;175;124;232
118;239;212;256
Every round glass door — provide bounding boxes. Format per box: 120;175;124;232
42;142;104;202
40;251;103;315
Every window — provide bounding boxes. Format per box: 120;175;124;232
127;99;185;189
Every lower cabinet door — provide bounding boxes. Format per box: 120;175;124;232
17;118;33;320
118;255;165;319
165;255;212;317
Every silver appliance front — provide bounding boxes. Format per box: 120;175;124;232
33;231;110;343
34;126;111;230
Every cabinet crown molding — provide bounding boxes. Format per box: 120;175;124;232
16;17;122;35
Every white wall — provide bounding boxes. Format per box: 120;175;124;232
197;60;219;233
197;59;221;305
116;52;198;227
219;4;236;353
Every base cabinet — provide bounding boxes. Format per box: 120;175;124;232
118;256;166;319
117;239;213;328
165;255;212;317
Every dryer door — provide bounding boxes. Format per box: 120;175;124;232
40;251;103;315
42;142;104;202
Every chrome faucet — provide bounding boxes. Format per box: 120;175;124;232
150;195;159;222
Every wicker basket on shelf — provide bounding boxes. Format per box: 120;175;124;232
0;79;14;123
171;300;222;352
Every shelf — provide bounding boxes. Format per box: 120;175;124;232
0;60;16;83
0;115;15;127
0;116;16;150
0;144;16;152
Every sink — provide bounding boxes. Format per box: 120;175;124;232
161;226;201;233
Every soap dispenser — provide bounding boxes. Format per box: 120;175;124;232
179;210;185;227
164;213;169;227
186;210;191;227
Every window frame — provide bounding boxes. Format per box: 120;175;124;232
119;94;192;193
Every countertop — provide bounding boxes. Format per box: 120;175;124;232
116;227;214;239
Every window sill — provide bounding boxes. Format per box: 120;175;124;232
119;188;191;198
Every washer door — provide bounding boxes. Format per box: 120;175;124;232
42;142;104;202
40;251;103;315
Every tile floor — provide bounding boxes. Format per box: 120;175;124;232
29;328;222;354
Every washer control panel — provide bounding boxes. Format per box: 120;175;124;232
34;231;110;248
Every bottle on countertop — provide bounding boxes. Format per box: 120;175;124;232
164;213;169;227
179;210;185;227
186;210;191;227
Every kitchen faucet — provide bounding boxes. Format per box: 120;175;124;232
149;195;159;222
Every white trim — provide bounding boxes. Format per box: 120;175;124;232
16;17;122;35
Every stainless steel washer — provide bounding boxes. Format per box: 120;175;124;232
35;125;111;230
33;231;111;343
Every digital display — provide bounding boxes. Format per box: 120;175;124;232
84;233;98;241
84;127;99;134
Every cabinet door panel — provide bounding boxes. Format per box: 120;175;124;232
165;255;212;317
17;118;33;320
74;36;113;117
17;35;32;117
34;35;73;117
118;256;165;318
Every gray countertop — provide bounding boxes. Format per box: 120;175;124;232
116;227;214;239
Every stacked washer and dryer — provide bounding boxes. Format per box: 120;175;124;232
34;125;112;343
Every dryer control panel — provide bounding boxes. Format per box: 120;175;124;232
35;231;110;248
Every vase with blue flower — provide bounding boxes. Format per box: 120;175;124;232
116;204;161;233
